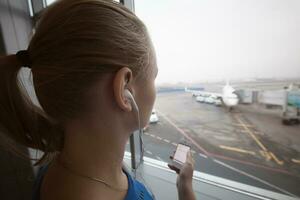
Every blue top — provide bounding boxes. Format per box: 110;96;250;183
32;164;154;200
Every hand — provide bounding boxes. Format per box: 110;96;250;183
168;151;196;200
168;151;195;187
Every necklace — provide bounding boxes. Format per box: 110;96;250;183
56;159;128;192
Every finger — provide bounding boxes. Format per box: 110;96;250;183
186;151;195;166
186;150;192;161
168;164;180;174
188;152;195;167
188;151;195;162
169;150;176;160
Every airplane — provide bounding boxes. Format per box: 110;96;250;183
185;82;239;110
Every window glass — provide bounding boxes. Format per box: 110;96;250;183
136;0;300;197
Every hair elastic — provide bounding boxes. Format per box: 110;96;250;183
16;50;32;68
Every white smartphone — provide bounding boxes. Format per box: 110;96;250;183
171;143;191;169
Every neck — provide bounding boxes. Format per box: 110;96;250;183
58;118;129;188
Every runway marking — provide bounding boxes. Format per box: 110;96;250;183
234;115;284;165
156;136;162;140
150;134;156;138
181;128;190;132
233;123;254;128
292;159;300;164
171;142;177;146
156;156;163;161
163;139;170;143
241;130;261;135
157;110;209;155
157;110;294;177
210;152;295;177
214;135;237;142
146;150;153;155
213;159;297;197
199;153;207;158
234;115;267;151
144;132;149;135
259;151;272;161
269;152;284;165
219;145;256;156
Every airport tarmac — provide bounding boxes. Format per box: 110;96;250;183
138;91;300;197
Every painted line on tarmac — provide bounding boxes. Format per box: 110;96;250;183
163;139;170;143
234;115;284;165
219;145;256;156
269;152;284;165
233;123;254;128
148;133;174;144
157;110;295;177
199;153;208;158
181;128;190;132
157;110;209;155
291;159;300;164
146;150;153;155
156;136;162;140
209;152;295;177
156;156;163;161
241;130;261;135
213;159;297;197
234;115;267;151
259;151;272;161
171;142;177;146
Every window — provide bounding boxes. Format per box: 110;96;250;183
135;0;300;197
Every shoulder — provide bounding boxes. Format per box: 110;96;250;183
123;169;154;200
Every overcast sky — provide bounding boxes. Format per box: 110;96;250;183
135;0;300;84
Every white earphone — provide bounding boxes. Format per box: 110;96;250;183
124;89;154;198
124;89;139;112
124;89;144;168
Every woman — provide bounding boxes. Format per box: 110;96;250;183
0;0;196;199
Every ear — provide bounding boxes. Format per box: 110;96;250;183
113;67;133;112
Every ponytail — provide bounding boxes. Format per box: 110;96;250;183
0;55;63;165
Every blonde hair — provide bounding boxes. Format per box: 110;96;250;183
0;0;153;164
